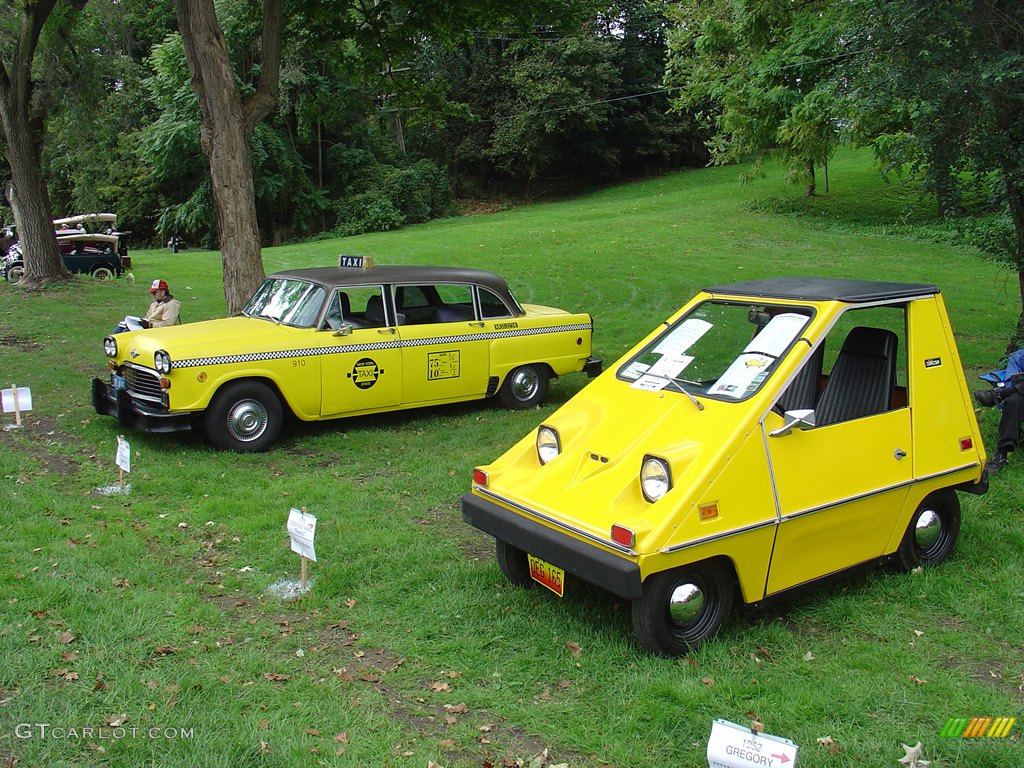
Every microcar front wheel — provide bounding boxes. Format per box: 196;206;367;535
631;562;734;656
495;539;534;587
895;489;960;571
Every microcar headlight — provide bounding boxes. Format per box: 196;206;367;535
640;455;672;502
103;336;118;357
536;425;561;465
154;350;172;374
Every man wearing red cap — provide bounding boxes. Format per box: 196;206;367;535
113;279;181;333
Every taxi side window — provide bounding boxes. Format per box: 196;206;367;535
433;284;475;323
479;288;513;319
343;286;387;328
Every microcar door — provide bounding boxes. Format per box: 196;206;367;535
763;305;913;595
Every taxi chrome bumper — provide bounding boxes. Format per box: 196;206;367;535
460;491;642;600
91;377;194;434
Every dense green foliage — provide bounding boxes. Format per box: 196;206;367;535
2;151;1023;768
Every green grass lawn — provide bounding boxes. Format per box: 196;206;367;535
1;148;1022;767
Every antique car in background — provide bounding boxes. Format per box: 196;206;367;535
2;213;130;281
93;257;602;451
462;277;988;656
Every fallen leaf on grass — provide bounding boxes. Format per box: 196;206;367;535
263;672;290;682
802;651;815;661
816;735;840;753
701;676;714;687
443;703;468;714
908;675;928;685
429;681;452;692
898;741;930;767
57;631;75;644
566;641;582;657
335;732;349;744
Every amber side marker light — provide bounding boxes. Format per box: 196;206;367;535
699;503;720;521
472;468;489;487
610;524;635;548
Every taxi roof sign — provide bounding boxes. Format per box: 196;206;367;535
338;254;374;270
707;719;798;768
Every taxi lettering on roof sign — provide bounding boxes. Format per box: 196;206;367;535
462;278;988;656
92;263;602;452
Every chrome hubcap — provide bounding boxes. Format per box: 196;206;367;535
914;509;941;551
227;399;268;442
511;368;539;401
668;581;705;625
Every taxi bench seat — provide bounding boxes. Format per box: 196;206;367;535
815;326;897;427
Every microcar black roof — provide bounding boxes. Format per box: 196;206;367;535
270;265;519;306
705;277;940;303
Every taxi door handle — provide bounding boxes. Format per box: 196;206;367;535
469;321;485;328
894;449;907;460
378;327;397;335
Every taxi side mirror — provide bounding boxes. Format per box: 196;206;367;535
332;323;353;337
769;408;817;438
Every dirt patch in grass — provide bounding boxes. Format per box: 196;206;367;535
415;503;494;562
0;329;44;352
0;415;84;476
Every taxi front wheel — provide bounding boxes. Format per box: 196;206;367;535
631;562;734;657
495;539;534;587
895;489;961;571
498;365;549;409
205;380;283;452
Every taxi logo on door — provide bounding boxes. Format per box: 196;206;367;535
350;357;381;389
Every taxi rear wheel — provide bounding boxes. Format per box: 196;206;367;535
495;539;534;587
895;489;960;571
631;562;734;657
205;381;283;452
498;364;549;409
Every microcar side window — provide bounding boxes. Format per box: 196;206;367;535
617;301;812;401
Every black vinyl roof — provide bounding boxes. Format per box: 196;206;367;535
705;277;940;303
270;264;518;305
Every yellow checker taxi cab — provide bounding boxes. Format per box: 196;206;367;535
462;278;988;656
92;258;601;451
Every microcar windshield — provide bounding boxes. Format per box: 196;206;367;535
243;278;326;328
617;301;813;401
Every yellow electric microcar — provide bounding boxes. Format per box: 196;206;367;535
462;277;988;656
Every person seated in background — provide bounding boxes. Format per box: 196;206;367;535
113;279;181;333
973;349;1024;475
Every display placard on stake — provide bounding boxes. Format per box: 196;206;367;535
287;507;317;590
1;385;32;428
116;435;131;488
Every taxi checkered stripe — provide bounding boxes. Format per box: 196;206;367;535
169;322;592;370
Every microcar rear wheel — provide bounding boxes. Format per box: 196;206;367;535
495;539;534;587
631;562;734;656
204;380;283;452
498;364;549;409
91;266;115;280
6;263;24;282
895;489;960;571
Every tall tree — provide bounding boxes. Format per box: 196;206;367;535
173;0;281;315
0;0;86;287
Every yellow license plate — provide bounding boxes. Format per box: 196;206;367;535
527;554;565;597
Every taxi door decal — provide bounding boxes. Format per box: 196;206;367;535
427;350;460;380
349;357;383;389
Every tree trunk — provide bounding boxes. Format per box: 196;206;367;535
0;0;73;288
174;0;281;315
804;158;816;197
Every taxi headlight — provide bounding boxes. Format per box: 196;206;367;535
536;425;561;465
154;350;172;374
103;336;118;357
640;455;672;502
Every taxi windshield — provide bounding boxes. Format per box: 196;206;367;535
618;300;812;401
243;278;326;328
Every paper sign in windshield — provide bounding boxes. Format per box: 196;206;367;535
287;508;318;562
710;353;774;398
654;318;712;357
745;312;807;357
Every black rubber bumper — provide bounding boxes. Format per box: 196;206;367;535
91;377;194;435
583;356;603;378
460;491;642;600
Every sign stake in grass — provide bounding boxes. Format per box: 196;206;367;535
2;383;32;429
287;506;317;591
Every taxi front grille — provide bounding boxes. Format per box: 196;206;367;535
118;364;163;403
